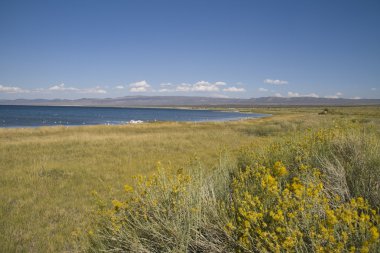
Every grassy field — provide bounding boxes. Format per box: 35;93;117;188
1;106;379;252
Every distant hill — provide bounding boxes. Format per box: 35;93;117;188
1;96;379;107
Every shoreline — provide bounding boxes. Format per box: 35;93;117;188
0;115;270;129
0;105;269;129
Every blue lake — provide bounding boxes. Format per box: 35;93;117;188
0;105;267;128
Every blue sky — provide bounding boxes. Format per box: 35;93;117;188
0;0;379;99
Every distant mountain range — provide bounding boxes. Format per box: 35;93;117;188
1;96;379;107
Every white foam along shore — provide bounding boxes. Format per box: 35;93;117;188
128;120;144;124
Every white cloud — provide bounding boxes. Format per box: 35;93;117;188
371;88;377;91
129;80;151;92
129;80;150;88
0;84;29;93
158;88;174;92
0;82;113;96
128;80;242;93
49;83;79;91
223;86;245;92
176;83;192;92
264;79;288;85
48;83;107;94
258;87;268;92
158;81;232;93
192;81;219;91
273;93;283;97
336;92;342;96
352;96;361;99
115;85;125;89
130;87;148;92
288;91;319;98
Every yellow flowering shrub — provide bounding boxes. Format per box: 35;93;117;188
239;121;380;208
226;162;380;253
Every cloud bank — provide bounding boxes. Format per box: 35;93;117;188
48;83;106;94
223;86;245;92
0;84;29;93
158;81;243;93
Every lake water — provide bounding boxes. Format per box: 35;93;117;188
0;105;266;128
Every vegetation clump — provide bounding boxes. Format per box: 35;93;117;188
318;108;329;115
88;121;380;252
227;162;379;253
89;163;232;252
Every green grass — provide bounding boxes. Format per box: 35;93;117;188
0;106;379;252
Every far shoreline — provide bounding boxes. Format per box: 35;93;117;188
0;105;270;129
